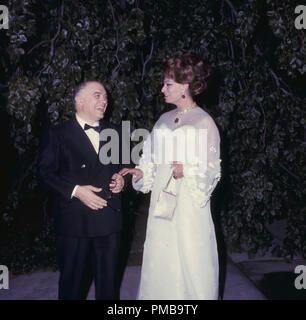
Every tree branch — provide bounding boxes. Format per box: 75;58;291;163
238;80;243;91
268;67;293;95
269;69;280;87
108;0;121;78
280;88;291;96
50;3;64;58
229;39;235;60
108;0;118;25
258;103;266;148
254;44;293;95
220;0;225;24
254;44;263;56
279;163;300;182
141;41;154;80
224;0;237;17
241;43;246;63
36;2;64;77
27;40;50;55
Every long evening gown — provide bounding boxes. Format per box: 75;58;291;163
133;107;221;300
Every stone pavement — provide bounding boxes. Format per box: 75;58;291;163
1;253;305;300
0;259;266;300
1;215;305;300
229;252;306;300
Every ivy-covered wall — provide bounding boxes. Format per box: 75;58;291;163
0;0;305;273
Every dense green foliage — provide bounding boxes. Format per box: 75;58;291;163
1;0;305;273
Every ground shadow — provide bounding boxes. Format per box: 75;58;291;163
260;272;306;300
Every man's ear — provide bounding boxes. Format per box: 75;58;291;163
75;95;83;108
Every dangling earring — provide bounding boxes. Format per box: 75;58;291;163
181;90;185;99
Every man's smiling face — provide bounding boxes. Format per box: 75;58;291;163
76;82;108;123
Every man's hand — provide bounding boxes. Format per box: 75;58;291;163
171;161;184;179
109;173;125;193
119;168;143;182
74;185;107;210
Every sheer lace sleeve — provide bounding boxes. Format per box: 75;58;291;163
183;116;221;208
132;132;157;193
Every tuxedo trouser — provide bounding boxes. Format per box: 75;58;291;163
56;232;121;300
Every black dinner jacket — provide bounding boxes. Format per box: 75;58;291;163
38;117;129;237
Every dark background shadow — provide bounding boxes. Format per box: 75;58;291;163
260;272;306;300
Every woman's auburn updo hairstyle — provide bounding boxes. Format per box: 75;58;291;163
163;53;213;96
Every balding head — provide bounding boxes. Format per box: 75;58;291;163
74;81;102;107
74;81;108;124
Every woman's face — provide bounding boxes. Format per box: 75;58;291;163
161;77;187;105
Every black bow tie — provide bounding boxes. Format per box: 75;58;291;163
84;123;102;133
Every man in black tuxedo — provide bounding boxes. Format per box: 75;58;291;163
38;81;128;300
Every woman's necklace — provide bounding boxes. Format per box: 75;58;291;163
174;102;197;125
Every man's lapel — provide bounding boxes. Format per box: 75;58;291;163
68;118;99;164
98;119;110;151
67;118;113;167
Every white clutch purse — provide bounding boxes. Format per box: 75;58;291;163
153;170;181;220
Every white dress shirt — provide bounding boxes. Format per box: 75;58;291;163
76;114;100;154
